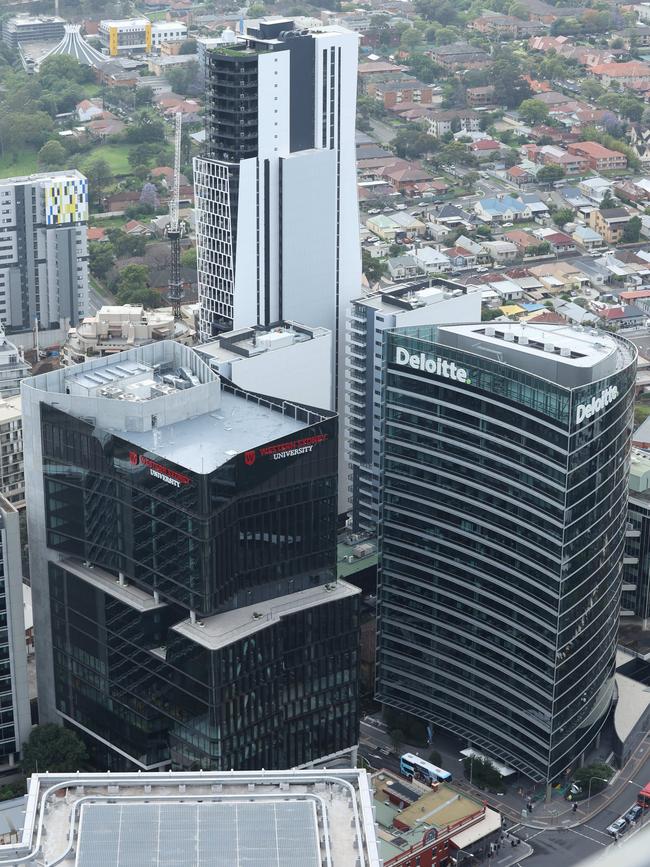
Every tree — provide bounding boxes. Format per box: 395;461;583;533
38;139;66;170
518;98;549;126
167;62;200;97
572;764;613;799
429;749;443;766
482;306;502;321
623;216;642;243
580;79;603;101
178;38;197;55
362;248;388;283
491;58;532;109
135;85;154;107
180;247;197;269
552;207;574;228
124;110;166;145
89;241;116;280
400;27;422;51
463;755;502;790
139;182;159;211
537;165;565;184
82;157;113;208
599;189;616;210
107;228;147;258
115;264;160;306
392;128;434;159
389;728;405;754
22;724;88;775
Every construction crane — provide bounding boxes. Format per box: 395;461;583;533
167;112;184;320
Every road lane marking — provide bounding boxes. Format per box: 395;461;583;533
568;827;607;847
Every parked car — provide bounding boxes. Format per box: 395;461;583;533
624;805;642;824
606;818;628;837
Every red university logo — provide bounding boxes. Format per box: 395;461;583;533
129;451;139;466
244;450;256;466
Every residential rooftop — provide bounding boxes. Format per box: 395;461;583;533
0;771;380;867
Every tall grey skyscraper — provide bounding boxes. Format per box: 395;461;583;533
194;19;360;419
376;322;636;788
0;171;89;332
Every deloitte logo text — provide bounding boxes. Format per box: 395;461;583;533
395;346;470;384
575;385;619;425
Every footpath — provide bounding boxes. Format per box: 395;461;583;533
451;734;650;832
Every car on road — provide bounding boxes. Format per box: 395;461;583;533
606;818;628;837
624;805;642;824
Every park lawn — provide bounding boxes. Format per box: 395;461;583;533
0;149;39;177
90;143;132;176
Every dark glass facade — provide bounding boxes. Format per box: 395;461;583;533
41;398;359;770
376;325;636;783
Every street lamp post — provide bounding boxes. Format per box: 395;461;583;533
586;776;610;805
452;848;476;867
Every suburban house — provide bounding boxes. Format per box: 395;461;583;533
590;60;650;87
443;246;478;270
366;214;400;241
528;261;590;293
544;232;577;253
481;240;519;262
413;246;452;273
475;196;532;223
504;229;541;254
381;164;432;193
589;208;632;244
596;304;646;329
470;139;502;159
572;225;604;249
387;254;422;280
76;99;104;122
507;165;534;186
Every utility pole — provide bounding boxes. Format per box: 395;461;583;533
167;112;184;320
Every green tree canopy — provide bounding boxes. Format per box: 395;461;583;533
115;264;160;307
623;215;642;243
180;247;197;269
518;98;549;126
537;165;565;184
599;189;616;211
38;139;67;170
392;127;434;159
552;207;574;228
81;157;113;207
89;241;116;280
23;724;88;775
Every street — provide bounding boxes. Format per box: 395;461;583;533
88;281;111;315
359;718;650;867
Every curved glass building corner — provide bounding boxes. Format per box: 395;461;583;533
376;322;636;783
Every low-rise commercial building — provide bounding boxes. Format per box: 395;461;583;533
373;771;501;867
98;18;187;55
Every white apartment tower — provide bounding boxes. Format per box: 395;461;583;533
0;171;89;333
194;18;361;419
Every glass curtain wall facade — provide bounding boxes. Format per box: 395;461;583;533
26;348;360;772
376;324;636;783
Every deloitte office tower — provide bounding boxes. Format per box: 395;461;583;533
376;322;636;784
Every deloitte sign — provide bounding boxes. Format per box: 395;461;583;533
395;346;470;384
575;385;618;425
